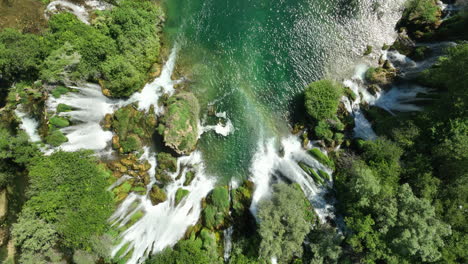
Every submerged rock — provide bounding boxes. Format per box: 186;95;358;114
161;92;200;155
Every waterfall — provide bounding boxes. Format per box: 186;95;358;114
45;0;111;25
110;150;215;264
249;136;334;223
45;83;122;154
14;108;41;142
223;226;234;261
128;48;180;114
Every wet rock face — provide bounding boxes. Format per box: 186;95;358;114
160;92;200;155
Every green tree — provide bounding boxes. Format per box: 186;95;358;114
257;183;311;263
390;184;451;262
0;28;49;83
307;225;343;264
304;80;343;121
25;151;114;249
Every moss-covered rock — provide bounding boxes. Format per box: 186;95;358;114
150;185;167;206
49;116;70;128
56;103;72;113
156;152;177;186
365;66;396;87
46;130;68;146
110;105;157;154
160;92;200;155
391;31;416;56
397;0;442;39
175;188;190;206
184;171;195;186
308;148;335;170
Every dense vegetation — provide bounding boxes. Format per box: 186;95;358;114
0;0;163;97
0;0;466;263
12;151;114;263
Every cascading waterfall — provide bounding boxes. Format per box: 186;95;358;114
110;150;216;264
340;40;455;140
14;108;41;142
45;83;123;154
249;136;334;223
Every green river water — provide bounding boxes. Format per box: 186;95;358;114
162;0;397;181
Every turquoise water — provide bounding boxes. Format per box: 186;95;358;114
162;0;376;181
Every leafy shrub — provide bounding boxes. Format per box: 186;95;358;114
314;120;333;141
304;80;343;121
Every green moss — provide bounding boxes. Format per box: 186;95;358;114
120;134;141;153
314;121;333;142
309;148;334;170
184;171;195;186
111;105;156;153
175;188;190;206
46;130;68;146
161;92;200;155
49;116;70;127
363;45;373;56
51;86;70;98
318;169;331;181
56;103;72;113
310;169;324;185
344;87;357;101
149;185;167;206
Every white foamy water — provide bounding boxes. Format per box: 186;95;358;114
128;48;180;114
200;112;234;137
42;47;179;155
14;108;41;142
385;42;456;78
45;0;111;25
223;226;234;261
46;83;122;153
110;151;215;264
249;136;334;223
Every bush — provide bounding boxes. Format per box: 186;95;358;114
304;80;343;121
314;120;333;141
403;0;440;26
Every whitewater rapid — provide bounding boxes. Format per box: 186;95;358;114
249;136;334;222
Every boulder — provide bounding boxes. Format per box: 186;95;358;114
150;186;167;206
161;92;200;155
